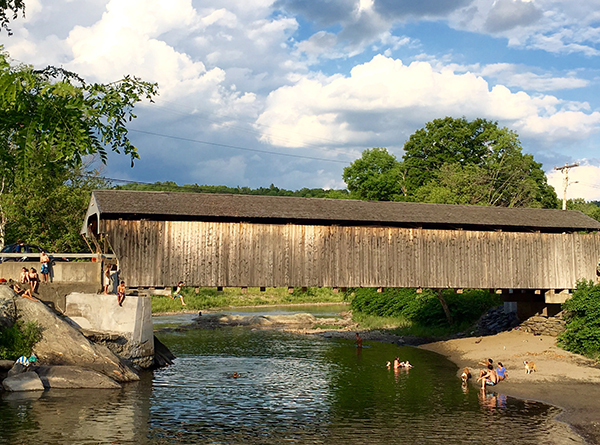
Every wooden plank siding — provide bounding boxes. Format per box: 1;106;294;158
101;220;600;289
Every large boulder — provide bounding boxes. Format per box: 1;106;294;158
14;294;139;383
35;366;122;389
0;285;16;329
2;371;44;391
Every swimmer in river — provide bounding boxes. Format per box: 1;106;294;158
355;332;363;348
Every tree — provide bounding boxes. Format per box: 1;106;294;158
342;147;404;201
401;117;558;208
566;199;600;222
0;0;24;35
0;48;158;250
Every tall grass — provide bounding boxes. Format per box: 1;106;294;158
151;286;346;313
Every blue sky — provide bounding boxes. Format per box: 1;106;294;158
2;0;600;199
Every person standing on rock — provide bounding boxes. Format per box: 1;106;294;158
103;264;112;294
40;251;50;283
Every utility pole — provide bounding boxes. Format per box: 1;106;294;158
554;163;579;210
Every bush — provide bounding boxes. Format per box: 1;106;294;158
0;321;42;360
558;280;600;359
349;287;501;332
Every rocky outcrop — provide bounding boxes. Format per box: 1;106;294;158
14;293;139;383
0;286;16;329
475;306;519;336
2;371;44;391
35;366;122;389
519;312;567;337
153;336;175;368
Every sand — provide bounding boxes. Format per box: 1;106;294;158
419;330;600;443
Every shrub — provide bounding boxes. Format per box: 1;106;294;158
349;287;501;331
558;280;600;359
0;321;42;360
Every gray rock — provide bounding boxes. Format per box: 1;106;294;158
14;293;139;383
0;286;17;329
35;366;121;389
0;359;13;371
2;371;45;391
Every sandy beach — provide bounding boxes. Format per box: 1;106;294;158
420;330;600;444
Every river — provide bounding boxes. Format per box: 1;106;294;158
0;305;584;444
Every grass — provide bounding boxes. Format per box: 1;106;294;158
351;311;476;338
151;286;346;313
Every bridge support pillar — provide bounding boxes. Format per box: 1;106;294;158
500;290;567;321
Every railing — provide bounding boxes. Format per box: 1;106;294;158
0;253;117;260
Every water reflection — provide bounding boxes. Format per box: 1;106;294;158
0;308;586;445
0;374;153;444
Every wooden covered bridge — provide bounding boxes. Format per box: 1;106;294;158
82;190;600;304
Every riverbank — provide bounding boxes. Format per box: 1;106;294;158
419;330;600;444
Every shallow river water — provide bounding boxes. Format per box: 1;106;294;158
0;306;585;444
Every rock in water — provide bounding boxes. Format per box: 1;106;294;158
2;372;45;392
14;294;139;383
35;366;122;389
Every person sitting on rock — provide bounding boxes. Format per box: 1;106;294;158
19;267;29;284
11;283;37;301
28;267;40;293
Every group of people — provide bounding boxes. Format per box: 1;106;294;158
387;357;413;369
476;358;507;388
15;250;50;294
103;264;126;306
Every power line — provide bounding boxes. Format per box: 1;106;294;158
129;128;351;164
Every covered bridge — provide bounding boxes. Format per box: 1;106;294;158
81;190;600;293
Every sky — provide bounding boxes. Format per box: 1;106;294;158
1;0;600;201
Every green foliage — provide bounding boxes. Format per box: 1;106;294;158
558;280;600;359
342;148;405;201
349;287;501;333
0;0;24;35
402;117;558;208
151;286;345;313
0;47;157;250
116;181;350;199
567;199;600;222
0;320;42;360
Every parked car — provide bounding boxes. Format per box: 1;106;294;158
0;243;48;263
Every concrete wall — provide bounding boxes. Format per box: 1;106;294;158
64;293;154;368
0;261;102;284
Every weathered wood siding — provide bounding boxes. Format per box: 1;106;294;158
102;220;600;289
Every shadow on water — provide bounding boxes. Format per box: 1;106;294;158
0;310;585;444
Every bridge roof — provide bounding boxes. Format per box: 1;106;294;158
85;190;600;233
